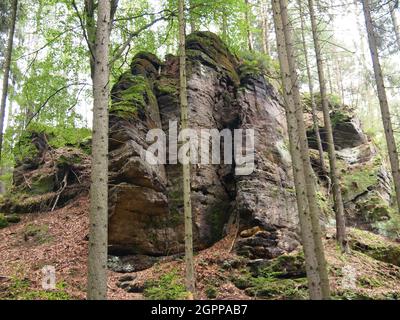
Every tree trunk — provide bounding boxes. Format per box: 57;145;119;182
362;0;400;214
245;0;254;51
272;0;330;300
87;0;110;300
222;10;228;43
83;0;96;79
326;60;333;94
260;0;270;55
390;2;400;50
179;0;195;296
308;0;347;252
279;0;330;298
0;0;18;161
189;0;196;33
297;0;326;173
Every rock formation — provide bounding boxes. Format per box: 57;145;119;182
1;32;397;270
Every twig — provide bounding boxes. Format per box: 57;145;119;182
51;171;69;211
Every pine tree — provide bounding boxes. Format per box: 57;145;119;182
179;0;195;297
308;0;348;252
272;0;330;300
245;0;254;51
0;0;18;161
87;0;111;300
389;1;400;50
362;0;400;214
297;0;326;173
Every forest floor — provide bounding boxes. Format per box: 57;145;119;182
1;195;400;300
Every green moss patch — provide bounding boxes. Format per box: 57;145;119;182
0;277;71;300
348;228;400;266
110;72;158;120
186;31;240;86
23;223;53;244
144;270;189;300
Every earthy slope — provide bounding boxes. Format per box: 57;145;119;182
1;199;399;300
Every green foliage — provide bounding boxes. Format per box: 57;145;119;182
4;213;20;223
13;123;91;163
302;92;342;113
357;276;382;288
233;252;308;299
3;277;71;300
348;228;400;266
0;213;9;229
238;51;279;80
23;223;53;244
205;285;218;299
144;270;189;300
339;162;379;202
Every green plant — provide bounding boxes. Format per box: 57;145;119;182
23;223;52;244
144;270;189;300
3;277;71;300
205;285;218;299
0;214;9;228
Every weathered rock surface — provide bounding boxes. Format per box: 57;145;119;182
305;100;394;235
3;32;397;275
107;32;300;258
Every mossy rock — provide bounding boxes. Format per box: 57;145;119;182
133;52;162;70
131;58;158;80
110;74;157;120
244;277;308;299
29;175;55;195
348;228;400;266
57;152;83;167
155;77;178;96
255;252;306;278
339;162;379;202
186;31;240;86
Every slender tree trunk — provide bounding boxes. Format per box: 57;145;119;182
362;0;400;214
189;0;196;33
308;0;347;252
279;0;330;298
179;0;195;297
87;0;110;300
222;10;228;43
260;0;270;55
0;0;18;161
272;0;330;300
297;0;326;173
83;0;96;79
326;60;333;94
245;0;254;51
390;2;400;50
